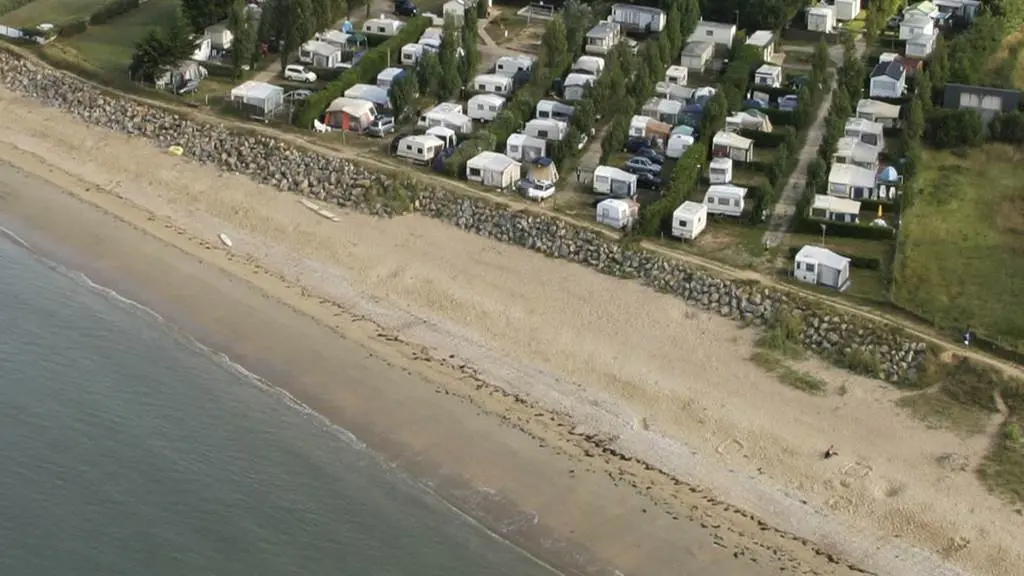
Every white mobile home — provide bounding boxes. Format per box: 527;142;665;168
794;245;851;291
828;163;877;200
628;115;671;142
396;134;446;164
610;3;667;33
563;73;597;101
656;82;694;102
572;55;606;77
712;131;754;163
754;64;783;88
535;99;574;121
671;201;708;240
844;117;885;147
525;118;569;142
869;59;906;99
468;93;506;121
708;157;733;184
834;0;859;20
641;97;684;125
680;41;713;72
856;98;901;127
363;16;405;37
593;166;638;196
299;40;342;68
466;151;520;190
666;133;695;159
505;133;547;162
810;194;861;224
746;30;775;61
906;30;939;58
703;184;748;217
400;43;427;65
687;21;736;47
495;54;534;77
344;83;391;111
472;73;514;96
204;23;233;51
585;22;622;55
596;198;639;230
376;67;408;90
832;136;881;171
806;5;836;33
664;65;688;86
899;13;934;40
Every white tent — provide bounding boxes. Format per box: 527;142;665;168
229;81;284;116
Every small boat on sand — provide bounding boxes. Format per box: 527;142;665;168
218;233;233;247
300;198;340;222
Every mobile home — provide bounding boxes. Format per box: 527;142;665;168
535;99;574;121
592;166;638;197
641;97;684;125
298;40;342;68
703;184;748;217
344;83;391;111
363;16;405;37
712;131;754;163
809;194;861;224
827;163;877;200
753;64;783;88
418;102;473;134
495;54;534;77
832;136;881;171
468;93;506;121
794;245;851;291
595;198;639;230
572;55;605;77
856;98;901;127
664;65;688;86
746;30;775;61
679;41;713;72
671;201;708;240
628;115;671;142
396;134;446;164
466;151;520;190
472;73;514;96
708;157;733;184
525;118;569;142
585;22;621;55
610;3;667;33
687;21;736;47
505;133;547;162
563;73;596;101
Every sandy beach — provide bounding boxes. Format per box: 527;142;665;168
1;86;1021;575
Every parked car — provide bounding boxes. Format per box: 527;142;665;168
634;147;665;165
636;171;663;191
624;157;661;175
366;116;396;138
517;179;556;201
624;136;656;154
284;64;317;83
288;89;313;101
396;0;417;16
175;79;200;95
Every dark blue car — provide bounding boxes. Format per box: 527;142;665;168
634;147;665;165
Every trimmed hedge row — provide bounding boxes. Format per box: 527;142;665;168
793;215;896;240
57;0;141;38
739;126;794;148
296;16;429;128
786;246;882;270
762;107;796;126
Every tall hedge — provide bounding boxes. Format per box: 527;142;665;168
296;17;429;128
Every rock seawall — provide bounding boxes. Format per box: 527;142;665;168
0;50;927;382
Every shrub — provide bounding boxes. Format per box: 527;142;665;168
793;216;897;240
763;108;796;126
990;110;1024;144
297;17;429;127
924;108;984;149
738;127;794;148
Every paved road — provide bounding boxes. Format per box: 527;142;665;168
762;39;863;247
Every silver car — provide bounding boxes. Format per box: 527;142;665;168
365;116;395;137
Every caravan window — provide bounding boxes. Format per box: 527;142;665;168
469;167;481;177
596;176;609;184
717;197;729;206
678;220;687;228
377;26;386;33
416;147;423;154
477;84;486;91
538;110;550;118
509;145;520;154
804;262;816;273
733;199;741;207
489;105;498;111
537;130;549;138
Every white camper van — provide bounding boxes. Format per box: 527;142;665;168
671;201;707;240
472;73;515;96
467;93;506;122
396;134;445;164
592;166;638;197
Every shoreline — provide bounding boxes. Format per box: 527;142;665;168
1;82;1021;575
0;154;788;575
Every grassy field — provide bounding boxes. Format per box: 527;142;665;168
1;0;107;26
894;145;1024;353
58;0;179;76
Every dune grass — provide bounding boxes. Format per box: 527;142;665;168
894;145;1024;353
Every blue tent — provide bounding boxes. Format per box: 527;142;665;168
878;166;899;183
341;20;354;33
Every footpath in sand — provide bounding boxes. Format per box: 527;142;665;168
1;87;1022;575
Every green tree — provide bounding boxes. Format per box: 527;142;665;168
389;73;417;121
181;0;231;32
600;114;629;163
278;0;315;71
562;0;592;60
439;15;462;99
928;35;948;88
906;97;924;142
811;40;829;84
460;5;479;85
681;0;700;34
571;97;595;136
130;11;197;82
417;51;442;96
665;4;683;54
916;70;934;113
228;0;256;77
539;15;568;72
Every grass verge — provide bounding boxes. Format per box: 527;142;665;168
750;350;828;395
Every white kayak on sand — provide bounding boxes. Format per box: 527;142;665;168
300;198;340;222
218;233;233;247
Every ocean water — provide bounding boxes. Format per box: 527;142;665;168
0;233;557;576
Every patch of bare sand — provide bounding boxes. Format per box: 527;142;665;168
2;88;1022;575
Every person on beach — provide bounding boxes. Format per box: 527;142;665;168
824;445;838;459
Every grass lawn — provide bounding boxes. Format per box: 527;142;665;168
894;144;1024;352
1;0;107;26
58;0;179;76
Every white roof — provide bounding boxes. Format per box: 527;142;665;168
813;194;861;214
402;42;424;53
401;134;445;147
673;201;706;218
377;67;404;81
630;114;654;128
421;27;443;41
908;29;939;45
706;184;748;197
573;55;604;70
746;30;774;47
344;84;389;103
857;98;901;119
467;151;518;172
902;13;933;26
713;131;753;149
365;16;404;26
473;73;512;85
710;157;732;169
828;163;876;188
564;73;597;87
665;65;688;77
537;99;573;113
808;5;833;14
845;117;884;134
426;125;456;140
594;165;637;181
795;245;850;270
470;93;506;106
326;97;375;115
507;133;545;148
230;80;283;101
527;117;567;130
835;136;881;163
681;41;713;56
303;40;340;56
756;63;782;76
427;102;463;115
655;99;683;114
587;21;619;39
878;52;900;62
496;54;534;68
317;29;350;45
